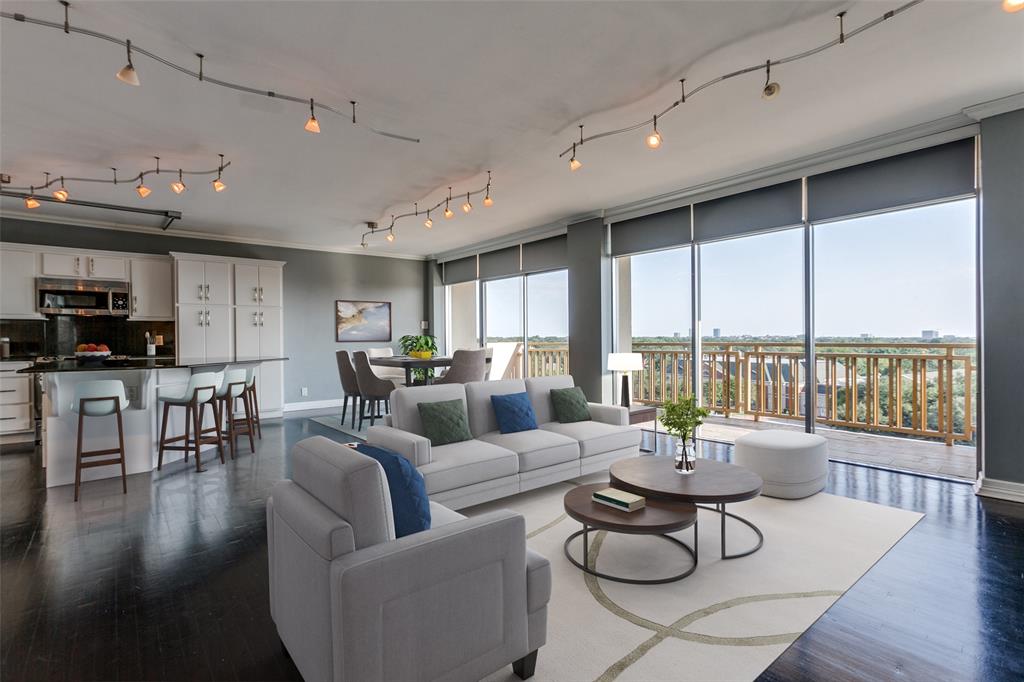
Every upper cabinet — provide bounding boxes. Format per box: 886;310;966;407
41;252;126;280
234;264;283;308
175;258;232;306
129;258;174;320
0;247;42;319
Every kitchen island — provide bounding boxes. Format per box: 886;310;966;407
20;357;287;488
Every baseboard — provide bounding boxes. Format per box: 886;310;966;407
283;398;343;413
974;476;1024;504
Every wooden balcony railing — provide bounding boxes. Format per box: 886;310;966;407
630;341;976;445
495;342;569;379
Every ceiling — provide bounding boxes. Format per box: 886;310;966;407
1;1;1021;258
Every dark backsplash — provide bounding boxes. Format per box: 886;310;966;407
0;317;175;357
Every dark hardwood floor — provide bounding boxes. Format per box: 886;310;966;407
2;415;1022;681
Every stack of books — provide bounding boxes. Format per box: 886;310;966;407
592;487;646;512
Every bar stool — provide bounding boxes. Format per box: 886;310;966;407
244;367;262;439
218;368;255;459
157;371;225;473
71;379;129;502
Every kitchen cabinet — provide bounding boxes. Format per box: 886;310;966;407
175;259;232;306
0;362;33;441
41;252;126;279
234;264;283;308
235;306;282;361
0;247;41;318
129;258;173;320
177;304;234;364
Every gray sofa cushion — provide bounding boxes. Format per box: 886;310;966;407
478;429;580;472
524;375;575;424
390;384;469;437
291;436;395;549
465;379;527;437
540;420;641;458
419;439;520;494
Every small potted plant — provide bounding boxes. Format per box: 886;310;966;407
399;334;438;383
659;395;710;475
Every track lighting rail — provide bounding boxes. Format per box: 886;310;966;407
0;190;182;230
557;0;924;159
1;6;420;144
4;162;232;192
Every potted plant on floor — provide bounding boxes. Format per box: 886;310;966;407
399;334;438;383
659;395;710;474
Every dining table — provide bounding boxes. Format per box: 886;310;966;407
369;354;491;386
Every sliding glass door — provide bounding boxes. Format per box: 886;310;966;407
525;270;569;377
483;276;525;379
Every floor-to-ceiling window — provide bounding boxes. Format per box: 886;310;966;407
699;228;805;421
525;269;569;377
483;276;525;379
813;198;977;478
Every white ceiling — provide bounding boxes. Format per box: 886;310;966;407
1;1;1022;258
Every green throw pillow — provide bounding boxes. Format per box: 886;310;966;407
417;399;473;446
550;387;591;423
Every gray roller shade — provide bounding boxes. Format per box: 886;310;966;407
478;245;521;279
808;138;975;222
442;255;478;284
522;234;568;273
610;206;690;257
694;180;802;243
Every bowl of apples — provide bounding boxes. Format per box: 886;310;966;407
75;343;112;362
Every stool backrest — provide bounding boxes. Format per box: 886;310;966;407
220;368;248;399
245;366;257;387
71;380;127;416
185;371;221;404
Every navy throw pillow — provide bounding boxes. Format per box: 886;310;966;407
491;392;539;434
349;443;431;538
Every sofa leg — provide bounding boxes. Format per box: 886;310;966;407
513;650;538;679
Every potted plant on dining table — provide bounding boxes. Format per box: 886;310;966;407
659;395;711;475
399;334;438;383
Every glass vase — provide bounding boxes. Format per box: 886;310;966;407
674;439;696;475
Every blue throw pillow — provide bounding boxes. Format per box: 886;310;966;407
491;392;539;434
349;443;431;538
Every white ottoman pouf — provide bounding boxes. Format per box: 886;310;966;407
733;430;828;499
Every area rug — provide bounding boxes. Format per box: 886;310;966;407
473;474;923;682
310;415;368;440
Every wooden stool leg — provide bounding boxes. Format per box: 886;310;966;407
74;408;84;502
212;400;226;464
157;402;170;470
192;403;203;472
225;397;236;461
184;403;192;463
115;405;127;495
251;382;262;439
242;392;256;453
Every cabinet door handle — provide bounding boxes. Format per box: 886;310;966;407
205;310;211;326
259;286;264;302
0;417;16;421
259;311;264;326
253;287;259;302
74;256;81;274
198;310;205;326
0;389;16;393
198;284;204;301
253;311;259;326
132;295;138;315
204;283;210;301
89;257;95;275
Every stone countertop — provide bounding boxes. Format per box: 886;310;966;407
17;356;288;374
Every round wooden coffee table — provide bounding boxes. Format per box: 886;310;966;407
609;457;764;560
563;483;698;584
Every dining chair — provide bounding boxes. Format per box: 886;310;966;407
352;351;395;430
335;350;362;429
366;346;405;385
433;348;488;384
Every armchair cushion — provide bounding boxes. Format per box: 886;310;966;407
491;391;539;434
418;399;473;446
347;443;430;538
550;386;592;423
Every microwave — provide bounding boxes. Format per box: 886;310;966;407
36;277;130;316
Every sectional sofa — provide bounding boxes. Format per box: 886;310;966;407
367;375;642;510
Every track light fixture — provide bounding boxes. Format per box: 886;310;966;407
305;98;321;133
116;38;140;86
25;187;40;209
645;114;663;149
483;171;494;207
0;7;419;144
386;229;395;243
462;193;472;214
424;209;433;229
170;169;186;194
444;187;455;219
1004;0;1024;12
53;176;69;202
212;154;226;192
556;1;922;167
136;181;151;198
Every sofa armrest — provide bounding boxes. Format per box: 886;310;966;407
588;402;628;426
367;425;431;466
330;511;530;681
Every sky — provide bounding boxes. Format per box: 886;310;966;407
459;198;977;341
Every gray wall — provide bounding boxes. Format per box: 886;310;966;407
567;217;612;403
0;218;427;406
979;109;1024;485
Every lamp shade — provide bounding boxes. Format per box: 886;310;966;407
607;352;643;372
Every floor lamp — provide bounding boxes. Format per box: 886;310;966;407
607;353;643;408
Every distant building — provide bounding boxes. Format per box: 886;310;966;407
712;328;721;338
673;331;681;339
922;330;940;340
861;333;873;339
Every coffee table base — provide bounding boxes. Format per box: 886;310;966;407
697;503;764;559
563;523;698;585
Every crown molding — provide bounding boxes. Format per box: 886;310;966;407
962;92;1024;121
0;210;427;261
